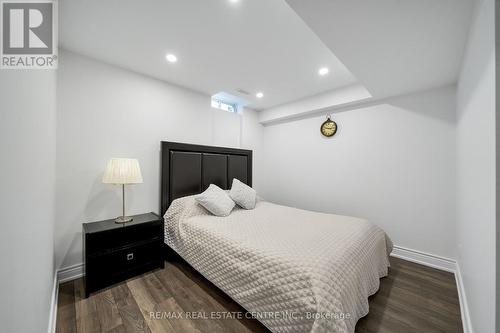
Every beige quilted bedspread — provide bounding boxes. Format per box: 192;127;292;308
165;196;392;333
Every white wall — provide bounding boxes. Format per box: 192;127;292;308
0;71;56;333
259;84;372;124
260;86;457;259
456;0;496;331
55;51;263;269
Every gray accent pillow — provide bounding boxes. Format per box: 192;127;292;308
229;178;257;209
195;184;235;216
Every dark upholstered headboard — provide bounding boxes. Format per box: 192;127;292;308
160;141;252;217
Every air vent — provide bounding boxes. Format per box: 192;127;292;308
236;89;250;95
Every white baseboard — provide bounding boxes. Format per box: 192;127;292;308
47;272;58;333
390;245;472;333
391;245;456;272
57;263;84;283
454;262;473;333
48;264;84;333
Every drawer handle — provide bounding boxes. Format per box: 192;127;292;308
127;253;134;261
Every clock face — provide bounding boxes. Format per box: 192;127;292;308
321;118;337;137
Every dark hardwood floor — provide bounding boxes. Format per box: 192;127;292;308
56;257;463;333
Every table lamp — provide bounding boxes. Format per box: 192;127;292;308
102;158;143;223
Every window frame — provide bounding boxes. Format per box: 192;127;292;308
211;98;238;113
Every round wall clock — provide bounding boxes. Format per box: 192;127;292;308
320;117;338;137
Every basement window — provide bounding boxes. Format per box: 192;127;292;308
211;98;238;113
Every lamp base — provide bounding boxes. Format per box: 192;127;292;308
115;216;133;224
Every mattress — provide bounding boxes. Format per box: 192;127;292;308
164;196;392;333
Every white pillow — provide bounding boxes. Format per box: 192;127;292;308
195;184;235;216
229;178;256;209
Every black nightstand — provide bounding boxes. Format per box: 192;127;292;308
82;212;164;297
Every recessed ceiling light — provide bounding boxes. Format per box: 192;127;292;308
256;92;264;98
318;67;329;76
229;0;239;3
165;54;178;63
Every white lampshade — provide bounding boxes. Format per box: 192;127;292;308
102;158;143;184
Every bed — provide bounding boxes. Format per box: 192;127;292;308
161;141;392;333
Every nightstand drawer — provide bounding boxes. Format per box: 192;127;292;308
86;239;162;275
86;221;162;256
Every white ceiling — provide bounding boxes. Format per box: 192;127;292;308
286;0;475;98
59;0;358;110
60;0;474;111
